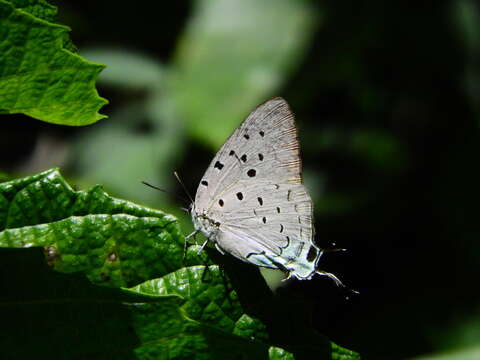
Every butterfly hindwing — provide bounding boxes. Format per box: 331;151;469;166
206;181;312;258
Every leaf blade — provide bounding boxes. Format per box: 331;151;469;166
0;0;107;125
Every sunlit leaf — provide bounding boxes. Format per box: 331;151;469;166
0;0;107;125
0;168;184;287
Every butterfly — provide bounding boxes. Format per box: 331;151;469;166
187;98;343;284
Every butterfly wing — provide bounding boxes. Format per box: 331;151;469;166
193;98;320;279
213;181;320;279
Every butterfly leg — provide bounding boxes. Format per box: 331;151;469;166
214;243;225;255
184;230;199;260
197;239;209;255
185;230;199;241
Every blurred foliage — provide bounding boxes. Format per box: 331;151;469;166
409;346;480;360
170;0;317;148
1;0;480;359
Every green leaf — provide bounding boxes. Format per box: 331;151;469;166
170;0;317;148
0;0;107;125
8;0;57;22
129;264;278;359
0;168;186;287
269;347;296;360
131;265;269;343
0;170;360;359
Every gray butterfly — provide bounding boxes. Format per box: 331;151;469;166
188;98;343;284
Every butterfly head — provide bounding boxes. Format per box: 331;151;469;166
189;203;201;231
189;203;221;241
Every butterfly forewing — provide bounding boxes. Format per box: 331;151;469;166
195;98;302;210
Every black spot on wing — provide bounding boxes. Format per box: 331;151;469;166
215;161;224;170
247;169;256;177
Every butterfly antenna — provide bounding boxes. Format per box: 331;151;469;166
142;181;167;193
141;181;190;205
174;171;194;204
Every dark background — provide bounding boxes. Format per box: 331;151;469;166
2;1;480;359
